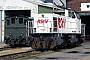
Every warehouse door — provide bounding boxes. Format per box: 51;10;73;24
81;15;90;40
5;10;31;17
81;24;86;41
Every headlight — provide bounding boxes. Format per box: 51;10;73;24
9;32;12;36
20;32;23;36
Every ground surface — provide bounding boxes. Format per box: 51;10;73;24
0;42;32;56
26;41;90;60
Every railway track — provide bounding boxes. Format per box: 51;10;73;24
0;45;25;51
0;45;51;60
0;42;84;60
0;46;16;51
0;50;41;60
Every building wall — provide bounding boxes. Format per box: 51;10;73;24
81;3;90;11
2;20;4;42
0;0;38;19
67;0;90;11
0;11;1;42
38;5;53;13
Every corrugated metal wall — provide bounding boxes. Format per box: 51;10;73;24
38;5;53;13
0;11;2;42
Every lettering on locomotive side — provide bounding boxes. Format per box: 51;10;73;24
41;29;46;31
37;19;48;24
58;17;66;28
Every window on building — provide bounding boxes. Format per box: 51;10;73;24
87;5;90;8
19;18;23;24
11;18;15;24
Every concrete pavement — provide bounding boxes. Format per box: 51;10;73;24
26;41;90;60
82;55;90;60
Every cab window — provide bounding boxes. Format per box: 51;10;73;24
11;18;15;24
71;12;75;18
24;19;27;25
19;18;23;24
76;13;81;19
6;20;10;25
69;12;76;18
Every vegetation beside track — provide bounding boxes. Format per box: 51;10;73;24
13;47;76;60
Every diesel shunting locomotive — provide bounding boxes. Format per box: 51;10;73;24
26;12;83;50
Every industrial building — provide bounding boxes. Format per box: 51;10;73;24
0;0;54;42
